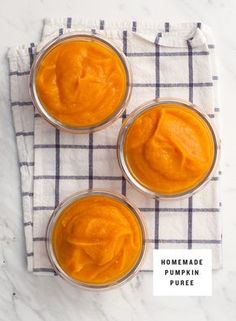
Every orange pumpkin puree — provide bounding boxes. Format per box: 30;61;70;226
36;39;127;127
52;195;143;284
124;104;215;195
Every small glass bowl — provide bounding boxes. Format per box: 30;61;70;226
117;98;220;200
46;189;147;290
29;33;132;134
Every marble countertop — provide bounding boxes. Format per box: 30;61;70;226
0;0;236;320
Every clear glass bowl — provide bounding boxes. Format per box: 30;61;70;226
29;33;132;134
46;189;147;290
117;98;220;200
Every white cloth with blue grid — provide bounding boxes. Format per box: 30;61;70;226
8;18;222;273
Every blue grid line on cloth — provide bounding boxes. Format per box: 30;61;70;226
32;206;220;212
187;40;194;250
121;29;128;197
154;33;161;250
19;42;34;264
88;28;96;191
8;18;222;273
54;129;60;208
32;238;221;244
32;174;219;181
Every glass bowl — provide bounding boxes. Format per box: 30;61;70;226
29;32;132;134
117;98;220;200
46;189;147;290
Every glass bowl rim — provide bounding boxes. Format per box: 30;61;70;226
29;32;132;134
117;97;221;200
46;189;147;290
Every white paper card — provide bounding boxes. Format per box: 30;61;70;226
153;249;212;296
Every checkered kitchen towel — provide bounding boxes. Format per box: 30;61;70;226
8;18;222;273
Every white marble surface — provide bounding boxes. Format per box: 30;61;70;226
0;0;236;320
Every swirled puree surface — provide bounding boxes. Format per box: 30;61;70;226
124;104;215;195
52;195;143;285
36;38;127;127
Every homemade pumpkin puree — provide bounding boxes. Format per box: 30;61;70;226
36;39;127;127
124;104;215;195
53;195;143;284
